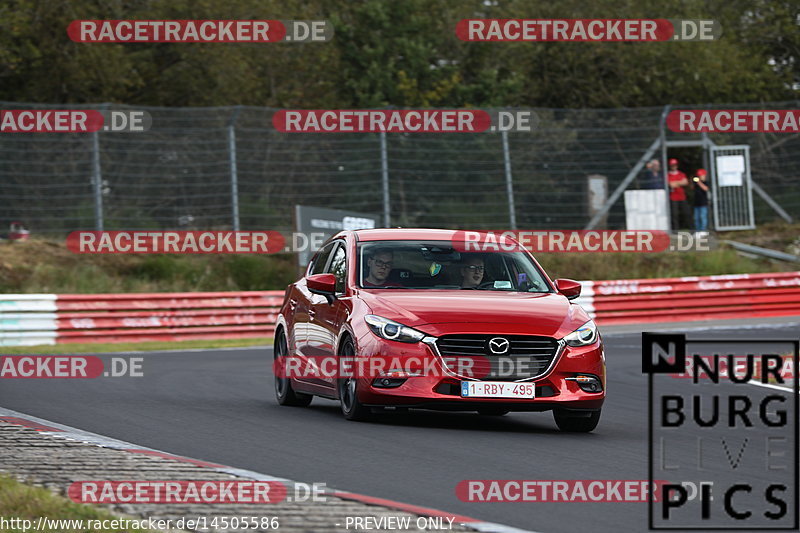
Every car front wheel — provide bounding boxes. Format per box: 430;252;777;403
338;338;372;421
274;330;312;407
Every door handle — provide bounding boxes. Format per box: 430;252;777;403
308;310;316;321
289;298;297;310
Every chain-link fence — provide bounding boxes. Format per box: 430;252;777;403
1;101;798;234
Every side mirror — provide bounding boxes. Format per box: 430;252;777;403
555;278;581;300
306;273;337;304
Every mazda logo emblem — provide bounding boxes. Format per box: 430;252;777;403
488;337;510;354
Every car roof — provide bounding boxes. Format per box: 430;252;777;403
354;228;470;241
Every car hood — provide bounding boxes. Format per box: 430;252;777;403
357;290;590;338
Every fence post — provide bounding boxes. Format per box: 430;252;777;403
380;131;390;227
659;104;671;230
501;130;517;230
228;106;242;231
91;131;104;231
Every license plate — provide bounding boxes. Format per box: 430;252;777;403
461;381;535;399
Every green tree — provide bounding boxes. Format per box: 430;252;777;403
0;0;796;107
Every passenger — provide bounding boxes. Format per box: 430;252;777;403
459;256;485;288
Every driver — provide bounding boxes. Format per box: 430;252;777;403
363;248;397;287
459;255;485;288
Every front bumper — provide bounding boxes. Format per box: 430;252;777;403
354;329;606;411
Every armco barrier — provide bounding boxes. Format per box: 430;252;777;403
0;291;284;346
576;271;800;325
1;272;798;346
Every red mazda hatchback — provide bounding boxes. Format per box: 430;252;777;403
273;229;605;432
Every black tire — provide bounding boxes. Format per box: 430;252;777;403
553;408;601;432
477;407;510;416
338;337;372;421
274;330;312;407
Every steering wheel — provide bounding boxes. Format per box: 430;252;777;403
476;281;496;290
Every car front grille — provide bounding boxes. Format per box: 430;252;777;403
435;334;560;381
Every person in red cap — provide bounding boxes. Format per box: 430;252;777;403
692;168;710;231
667;158;690;230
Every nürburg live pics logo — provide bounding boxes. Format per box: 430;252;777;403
643;332;799;530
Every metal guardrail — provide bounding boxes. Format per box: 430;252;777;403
724;240;800;263
576;271;800;325
0;291;283;346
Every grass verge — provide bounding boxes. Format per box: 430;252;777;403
536;248;792;281
0;475;152;532
0;238;298;293
2;228;799;295
0;337;272;354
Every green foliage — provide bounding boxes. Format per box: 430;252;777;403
0;475;153;533
0;0;795;107
225;254;297;290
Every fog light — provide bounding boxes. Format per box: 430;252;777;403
378;369;421;379
566;374;603;393
372;377;407;388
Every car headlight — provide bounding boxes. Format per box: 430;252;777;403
364;315;427;343
563;320;599;347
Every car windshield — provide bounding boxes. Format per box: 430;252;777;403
358;240;553;292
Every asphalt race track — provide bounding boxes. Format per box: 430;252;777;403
2;322;798;533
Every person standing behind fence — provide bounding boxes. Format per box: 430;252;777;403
692;168;710;232
639;159;663;189
667;158;690;230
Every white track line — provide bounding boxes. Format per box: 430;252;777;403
746;380;795;393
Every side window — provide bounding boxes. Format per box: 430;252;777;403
327;244;347;293
310;243;335;275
